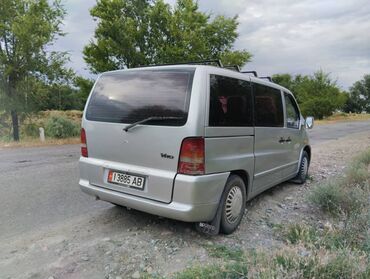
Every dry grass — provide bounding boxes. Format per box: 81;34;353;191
316;113;370;125
21;110;82;128
0;136;80;149
175;245;369;279
175;149;370;279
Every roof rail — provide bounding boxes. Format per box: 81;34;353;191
135;60;223;68
241;71;258;77
224;65;241;72
134;61;274;80
259;76;273;82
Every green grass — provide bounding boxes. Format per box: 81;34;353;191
175;262;248;279
282;223;318;245
205;244;244;261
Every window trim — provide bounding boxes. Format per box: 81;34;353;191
283;92;301;130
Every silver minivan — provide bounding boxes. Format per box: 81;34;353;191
79;63;313;234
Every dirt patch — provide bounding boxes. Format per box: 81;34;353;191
1;131;370;279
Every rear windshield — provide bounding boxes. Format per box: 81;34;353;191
86;69;195;125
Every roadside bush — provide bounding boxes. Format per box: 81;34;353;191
0;111;11;138
308;180;347;216
0;110;82;141
309;149;370;217
45;115;79;138
22;123;40;137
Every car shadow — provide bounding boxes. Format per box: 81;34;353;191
88;180;304;239
90;202;197;236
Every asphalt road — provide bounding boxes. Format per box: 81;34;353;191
0;120;369;240
308;120;370;145
0;145;108;240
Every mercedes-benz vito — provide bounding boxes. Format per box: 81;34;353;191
79;63;313;234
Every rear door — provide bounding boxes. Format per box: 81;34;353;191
204;74;255;184
252;83;286;193
83;68;196;203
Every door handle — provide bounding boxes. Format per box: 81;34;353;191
278;137;285;143
285;137;292;143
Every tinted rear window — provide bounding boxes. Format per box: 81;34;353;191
86;69;194;125
209;75;253;127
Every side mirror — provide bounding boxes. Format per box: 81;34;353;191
305;116;314;129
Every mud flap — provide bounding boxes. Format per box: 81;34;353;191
195;191;225;235
195;203;222;235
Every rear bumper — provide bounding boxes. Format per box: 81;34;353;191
79;172;229;222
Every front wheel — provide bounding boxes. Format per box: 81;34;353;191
220;175;246;234
292;151;309;184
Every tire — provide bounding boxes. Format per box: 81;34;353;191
292;151;309;184
220;175;246;234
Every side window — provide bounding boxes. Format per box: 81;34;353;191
209;75;253;127
284;93;300;129
254;83;284;127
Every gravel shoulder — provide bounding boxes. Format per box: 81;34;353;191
1;131;370;279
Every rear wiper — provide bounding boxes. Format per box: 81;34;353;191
123;116;184;132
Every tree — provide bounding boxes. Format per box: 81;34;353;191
84;0;251;73
74;76;95;110
271;74;294;91
0;0;69;141
343;74;370;113
273;71;347;119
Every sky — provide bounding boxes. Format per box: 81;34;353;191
53;0;370;90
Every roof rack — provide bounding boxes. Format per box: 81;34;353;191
224;65;241;72
241;71;258;77
259;76;273;82
133;60;274;82
136;60;223;68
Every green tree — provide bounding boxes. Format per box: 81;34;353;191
272;74;294;91
74;76;95;110
84;0;251;73
273;71;347;119
343;74;370;113
0;0;69;141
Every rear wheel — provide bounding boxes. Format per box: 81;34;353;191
220;175;246;234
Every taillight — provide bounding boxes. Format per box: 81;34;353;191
81;128;88;157
178;137;205;175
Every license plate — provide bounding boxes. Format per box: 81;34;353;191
108;170;145;189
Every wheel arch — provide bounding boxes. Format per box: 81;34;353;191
229;170;249;198
303;145;311;162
